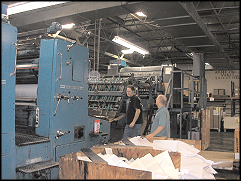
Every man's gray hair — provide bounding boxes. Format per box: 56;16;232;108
158;95;167;105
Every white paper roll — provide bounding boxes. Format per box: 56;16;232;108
15;84;38;98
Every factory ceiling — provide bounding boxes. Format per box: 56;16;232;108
2;1;240;74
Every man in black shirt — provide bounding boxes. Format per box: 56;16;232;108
122;85;143;138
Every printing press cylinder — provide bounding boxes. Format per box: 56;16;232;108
15;41;40;134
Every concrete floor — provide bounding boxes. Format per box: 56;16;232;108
206;130;234;152
109;127;240;180
207;130;240;180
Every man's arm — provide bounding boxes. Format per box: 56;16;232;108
145;125;164;140
129;108;140;127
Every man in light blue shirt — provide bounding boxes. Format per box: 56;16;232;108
146;95;170;140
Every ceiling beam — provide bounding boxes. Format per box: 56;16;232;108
179;2;235;69
8;1;138;29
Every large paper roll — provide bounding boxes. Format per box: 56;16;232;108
15;84;38;98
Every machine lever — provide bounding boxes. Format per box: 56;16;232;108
56;53;62;81
64;95;71;103
53;99;61;116
56;130;70;138
10;43;17;77
53;93;63;116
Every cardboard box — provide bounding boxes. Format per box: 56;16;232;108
213;89;219;95
208;106;214;129
59;146;181;179
164;83;170;94
234;129;240;161
213;89;226;96
212;107;223;130
223;117;239;130
188;131;200;140
218;89;225;95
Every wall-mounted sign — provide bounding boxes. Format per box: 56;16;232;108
215;70;239;80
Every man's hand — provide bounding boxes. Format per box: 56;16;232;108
146;126;164;141
129;121;135;127
145;134;154;141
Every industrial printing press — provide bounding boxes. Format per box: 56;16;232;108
2;4;207;179
1;7;110;179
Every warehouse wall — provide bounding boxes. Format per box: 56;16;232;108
177;65;239;97
205;70;240;96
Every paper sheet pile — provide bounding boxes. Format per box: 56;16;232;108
77;137;217;179
129;136;217;179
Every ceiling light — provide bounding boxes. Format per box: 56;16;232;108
7;1;67;15
122;49;134;54
62;23;75;29
136;12;147;17
112;36;149;55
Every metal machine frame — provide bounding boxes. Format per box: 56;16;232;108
2;13;18;180
164;55;207;139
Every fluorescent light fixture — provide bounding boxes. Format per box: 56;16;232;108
162;64;172;66
7;1;67;15
62;23;75;29
112;36;149;55
136;12;147;17
122;49;134;54
205;63;210;65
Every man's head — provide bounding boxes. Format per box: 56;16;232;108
126;85;135;97
156;95;167;108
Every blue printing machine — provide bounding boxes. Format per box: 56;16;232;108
2;19;18;180
1;15;110;179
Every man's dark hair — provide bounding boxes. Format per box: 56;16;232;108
127;85;135;91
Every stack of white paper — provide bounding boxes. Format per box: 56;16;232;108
129;136;154;147
97;148;131;168
106;154;131;168
153;150;179;179
153;140;200;156
97;148;179;179
79;139;217;179
128;136;217;179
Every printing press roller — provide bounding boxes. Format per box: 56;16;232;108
15;84;38;101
